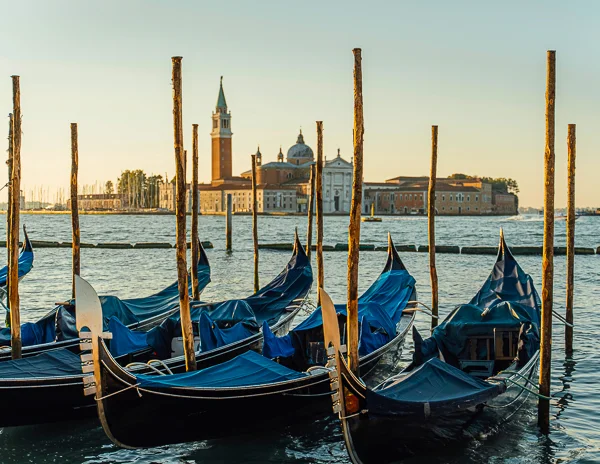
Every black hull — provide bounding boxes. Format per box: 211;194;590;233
0;306;301;428
342;352;540;464
96;312;415;448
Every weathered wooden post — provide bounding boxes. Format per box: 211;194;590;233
172;56;196;371
226;193;232;252
6;114;13;300
565;123;576;356
429;126;439;330
347;48;364;374
191;124;200;301
251;154;259;293
70;123;80;299
538;50;556;433
8;76;22;359
316;121;324;306
306;164;316;258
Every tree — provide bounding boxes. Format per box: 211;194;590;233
105;180;114;194
117;170;163;209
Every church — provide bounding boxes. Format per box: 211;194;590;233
191;78;354;214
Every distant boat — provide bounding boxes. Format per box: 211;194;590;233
362;203;382;222
555;214;580;221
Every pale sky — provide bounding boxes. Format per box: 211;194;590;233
0;0;598;207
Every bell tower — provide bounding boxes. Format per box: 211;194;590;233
211;76;233;182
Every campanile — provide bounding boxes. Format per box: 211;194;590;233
211;76;233;182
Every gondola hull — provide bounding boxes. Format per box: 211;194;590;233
0;305;300;428
95;311;414;448
341;352;539;463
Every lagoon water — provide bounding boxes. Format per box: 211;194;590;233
0;214;598;463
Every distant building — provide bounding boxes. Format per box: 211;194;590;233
67;193;128;211
364;177;497;215
492;193;518;215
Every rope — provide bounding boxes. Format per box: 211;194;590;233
340;409;368;420
125;362;166;376
405;301;439;319
95;382;141;401
488;376;552;401
552;309;574;328
147;359;173;375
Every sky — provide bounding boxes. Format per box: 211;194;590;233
0;0;598;208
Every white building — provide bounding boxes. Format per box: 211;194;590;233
323;149;353;213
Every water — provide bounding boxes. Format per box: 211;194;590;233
0;214;598;463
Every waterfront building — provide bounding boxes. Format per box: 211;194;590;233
67;193;128;211
323;149;353;214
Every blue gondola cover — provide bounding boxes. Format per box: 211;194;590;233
136;350;307;389
0;349;82;379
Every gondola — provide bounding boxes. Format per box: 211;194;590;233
0;225;35;308
79;235;415;448
0;241;211;361
0;235;311;427
324;231;542;463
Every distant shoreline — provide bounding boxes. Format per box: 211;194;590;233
0;210;538;217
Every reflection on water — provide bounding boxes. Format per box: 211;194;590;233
0;214;597;463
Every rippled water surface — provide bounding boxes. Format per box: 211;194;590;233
0;214;597;463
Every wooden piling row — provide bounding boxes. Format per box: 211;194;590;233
171;56;196;372
565;123;576;357
315;122;325;306
347;48;364;374
8;76;22;359
538;50;556;433
191;124;200;301
251;154;259;293
428;126;439;331
70;123;80;299
306;164;316;259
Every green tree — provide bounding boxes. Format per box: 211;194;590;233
105;180;114;194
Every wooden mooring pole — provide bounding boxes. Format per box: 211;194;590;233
316;121;324;306
172;56;196;371
70;123;80;299
429;126;439;331
538;50;556;433
565;123;576;357
191;124;200;301
306;164;316;259
347;48;364;374
8;76;22;359
251;154;259;293
6;114;13;307
226;193;232;252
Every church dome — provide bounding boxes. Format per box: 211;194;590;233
286;130;314;161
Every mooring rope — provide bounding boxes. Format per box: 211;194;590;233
95;382;141;401
339;409;368;420
552;309;574;328
405;301;439;319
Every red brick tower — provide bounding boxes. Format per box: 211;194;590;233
211;76;233;182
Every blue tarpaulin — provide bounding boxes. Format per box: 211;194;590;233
0;229;34;289
263;268;415;360
144;238;312;358
413;237;541;365
136;350;307;389
198;311;256;352
109;317;149;357
0;349;82;379
368;357;504;415
0;248;211;348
